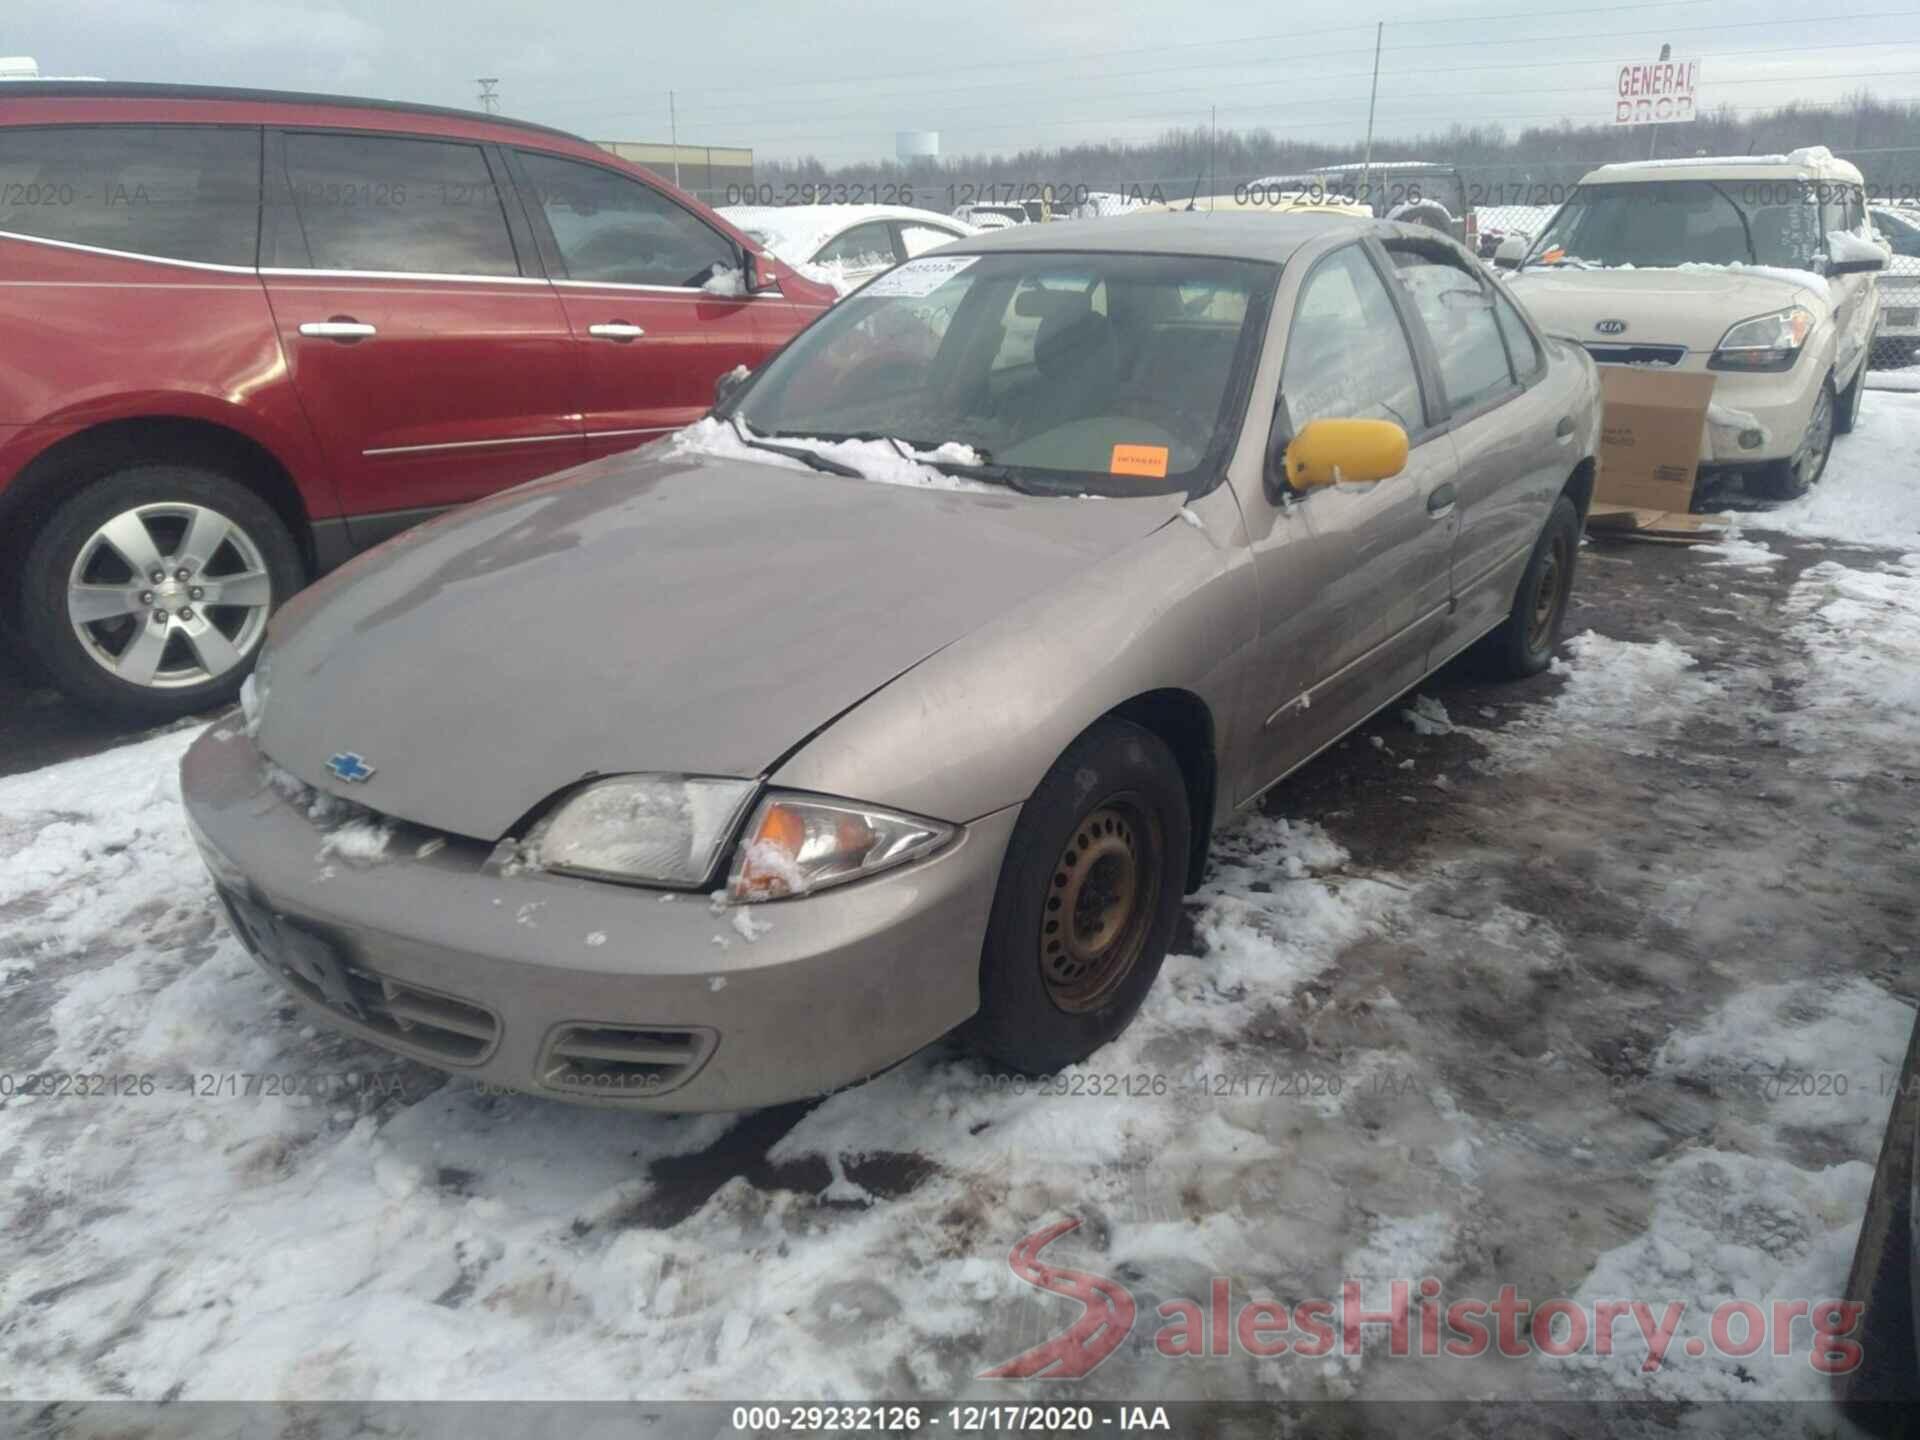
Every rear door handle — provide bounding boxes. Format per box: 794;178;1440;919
1427;482;1457;517
1555;415;1576;440
588;322;646;341
298;320;377;340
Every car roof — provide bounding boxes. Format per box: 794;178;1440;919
1584;145;1866;187
939;210;1382;262
0;80;586;144
720;203;970;244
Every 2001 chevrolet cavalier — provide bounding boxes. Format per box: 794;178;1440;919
181;213;1602;1109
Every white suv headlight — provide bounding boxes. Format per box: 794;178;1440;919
1710;306;1814;373
727;792;953;902
535;775;758;887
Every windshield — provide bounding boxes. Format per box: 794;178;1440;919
725;250;1277;496
1526;179;1823;269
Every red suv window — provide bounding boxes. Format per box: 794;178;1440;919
272;132;521;277
0;124;260;266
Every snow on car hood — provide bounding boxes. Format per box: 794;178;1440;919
1507;264;1829;352
255;441;1185;840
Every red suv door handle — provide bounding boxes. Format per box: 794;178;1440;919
298;319;377;342
587;321;646;342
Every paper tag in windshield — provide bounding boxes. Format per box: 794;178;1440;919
863;255;979;298
1110;444;1170;478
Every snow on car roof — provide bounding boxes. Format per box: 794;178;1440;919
716;203;972;265
1587;145;1864;185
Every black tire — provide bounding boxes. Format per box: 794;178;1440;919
1834;1011;1920;1436
965;718;1190;1075
1481;493;1580;679
19;464;304;716
1836;350;1869;436
1758;378;1837;499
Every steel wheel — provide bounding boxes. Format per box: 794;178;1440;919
66;502;274;690
1526;526;1573;654
1039;799;1162;1014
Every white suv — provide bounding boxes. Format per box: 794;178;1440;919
1497;147;1887;497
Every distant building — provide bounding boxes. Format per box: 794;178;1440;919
0;57;104;80
595;141;753;201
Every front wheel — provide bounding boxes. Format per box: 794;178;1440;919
965;719;1190;1075
1835;349;1869;436
19;464;305;715
1759;378;1836;499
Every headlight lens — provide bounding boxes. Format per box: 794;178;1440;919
239;646;273;737
727;792;953;902
1710;306;1814;372
535;775;758;886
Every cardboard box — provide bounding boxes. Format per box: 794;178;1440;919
1594;367;1717;513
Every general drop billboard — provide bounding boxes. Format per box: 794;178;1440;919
1615;59;1700;124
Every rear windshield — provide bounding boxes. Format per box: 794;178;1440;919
727;250;1278;497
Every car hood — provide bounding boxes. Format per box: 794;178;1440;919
256;447;1186;840
1507;265;1828;352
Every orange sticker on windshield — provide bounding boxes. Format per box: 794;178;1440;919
1110;444;1169;478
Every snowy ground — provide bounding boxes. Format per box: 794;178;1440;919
3;396;1918;1430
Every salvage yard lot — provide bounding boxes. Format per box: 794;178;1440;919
3;394;1918;1419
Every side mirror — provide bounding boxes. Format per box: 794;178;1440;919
1493;235;1528;270
743;251;782;294
1281;419;1409;493
712;364;752;411
1828;254;1887;277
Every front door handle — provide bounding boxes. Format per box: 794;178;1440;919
298;320;377;340
1427;481;1458;517
1555;415;1576;439
588;322;646;341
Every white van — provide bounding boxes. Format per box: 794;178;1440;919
1498;147;1887;497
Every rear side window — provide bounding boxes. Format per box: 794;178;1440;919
817;221;895;267
276;133;520;276
0;125;260;266
899;222;959;258
1390;250;1515;414
515;150;734;288
1491;288;1545;381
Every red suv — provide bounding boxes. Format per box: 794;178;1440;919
0;83;836;715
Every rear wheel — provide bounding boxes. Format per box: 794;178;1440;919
1481;494;1580;679
20;464;304;715
965;719;1189;1075
1759;378;1836;499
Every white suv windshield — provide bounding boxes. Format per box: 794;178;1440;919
1528;179;1823;269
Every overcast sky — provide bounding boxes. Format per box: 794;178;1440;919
10;0;1920;164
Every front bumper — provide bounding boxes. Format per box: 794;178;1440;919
1692;360;1823;467
179;724;1017;1110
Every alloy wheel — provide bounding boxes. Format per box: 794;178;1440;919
1791;385;1836;492
65;502;274;689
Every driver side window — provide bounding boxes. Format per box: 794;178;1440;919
1280;244;1425;435
516;150;734;288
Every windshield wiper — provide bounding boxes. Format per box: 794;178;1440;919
888;439;1045;495
730;420;865;478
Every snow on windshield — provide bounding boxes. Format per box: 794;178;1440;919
666;416;1001;493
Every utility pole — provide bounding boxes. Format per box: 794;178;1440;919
670;90;681;188
1649;44;1669;160
1209;105;1217;206
476;78;499;115
1361;22;1382;206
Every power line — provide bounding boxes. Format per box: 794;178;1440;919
739;89;1920;156
533;4;1919;118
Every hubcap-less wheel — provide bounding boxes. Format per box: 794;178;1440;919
1039;801;1161;1013
1527;529;1572;654
66;503;273;689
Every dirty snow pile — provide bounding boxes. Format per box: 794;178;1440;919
666;416;1001;493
